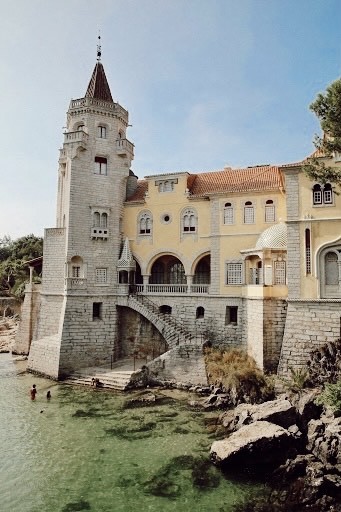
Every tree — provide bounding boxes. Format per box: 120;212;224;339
0;234;43;298
304;77;341;187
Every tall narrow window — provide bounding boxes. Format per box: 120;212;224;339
196;307;205;319
94;157;107;175
98;126;107;138
274;261;286;285
226;262;243;284
93;302;102;320
93;212;100;227
313;184;322;204
265;200;275;222
325;252;338;285
223;203;234;224
244;201;254;224
101;213;108;228
323;184;333;204
305;228;311;274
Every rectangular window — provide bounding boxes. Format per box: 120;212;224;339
92;302;102;320
94;157;107;175
95;268;107;284
274;261;286;285
265;205;275;223
244;206;254;224
224;207;234;224
324;189;333;204
72;266;80;278
225;306;238;325
98;126;107;138
313;190;322;204
226;263;243;284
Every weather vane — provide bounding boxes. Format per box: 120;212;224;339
97;32;101;61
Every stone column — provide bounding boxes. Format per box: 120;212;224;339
186;275;193;293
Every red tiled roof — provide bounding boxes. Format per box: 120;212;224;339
85;62;113;102
126;180;148;202
188;166;284;196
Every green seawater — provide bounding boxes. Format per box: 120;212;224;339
0;353;265;512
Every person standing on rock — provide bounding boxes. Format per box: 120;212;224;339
30;384;37;400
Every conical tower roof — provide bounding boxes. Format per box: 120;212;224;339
117;238;136;270
85;61;113;102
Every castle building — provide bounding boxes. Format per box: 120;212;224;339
14;53;341;382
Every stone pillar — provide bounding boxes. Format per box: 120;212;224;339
186;275;193;293
143;275;149;293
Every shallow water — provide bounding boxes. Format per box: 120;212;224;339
0;353;264;512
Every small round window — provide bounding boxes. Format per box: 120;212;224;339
162;213;171;224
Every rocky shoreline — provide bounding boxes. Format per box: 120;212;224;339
0;316;18;353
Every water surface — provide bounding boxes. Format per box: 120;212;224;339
0;353;263;512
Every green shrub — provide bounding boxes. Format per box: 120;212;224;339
282;366;309;393
316;379;341;415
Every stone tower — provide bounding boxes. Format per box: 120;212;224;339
27;49;134;378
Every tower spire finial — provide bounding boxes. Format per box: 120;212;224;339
97;32;101;62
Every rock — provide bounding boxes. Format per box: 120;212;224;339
219;398;297;433
210;420;297;471
308;416;341;465
291;388;323;432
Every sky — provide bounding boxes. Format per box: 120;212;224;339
1;0;340;239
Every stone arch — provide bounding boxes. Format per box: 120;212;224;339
145;250;191;275
150;255;186;284
316;236;341;298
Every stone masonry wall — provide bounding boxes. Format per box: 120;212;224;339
148;345;208;385
245;298;264;369
58;295;118;376
13;284;41;354
263;298;287;372
278;299;341;375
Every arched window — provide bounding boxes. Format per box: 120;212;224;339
70;256;84;278
193;257;210;284
150;262;164;284
265;200;275;223
223;202;234;224
196;306;205;319
323;184;333;204
244;201;254;224
182;208;197;233
93;212;100;227
138;211;152;235
313;184;322;204
325;252;338;285
101;213;108;228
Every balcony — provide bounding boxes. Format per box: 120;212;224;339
116;138;134;158
63;130;88;148
65;277;87;290
132;284;209;295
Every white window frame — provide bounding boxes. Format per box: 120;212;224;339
274;260;286;285
244;202;254;224
95;268;108;284
223;203;234;224
265;200;275;223
226;262;243;285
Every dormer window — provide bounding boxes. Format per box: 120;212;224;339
94;157;107;175
98;126;107;138
155;178;178;192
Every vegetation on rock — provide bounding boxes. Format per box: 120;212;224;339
316;380;341;416
204;348;274;405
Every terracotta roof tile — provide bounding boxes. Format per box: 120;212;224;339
188;166;284;195
126;180;148;202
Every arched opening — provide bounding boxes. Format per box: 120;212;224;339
70;256;83;278
159;305;172;315
193;255;210;284
150;256;185;284
196;306;205;319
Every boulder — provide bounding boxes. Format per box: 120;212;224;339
308;416;341;465
219;398;297;433
210;420;297;471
